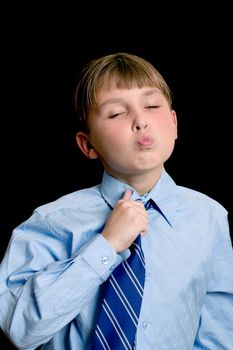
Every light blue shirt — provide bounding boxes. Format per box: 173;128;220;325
0;169;233;350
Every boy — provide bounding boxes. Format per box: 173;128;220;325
0;52;232;349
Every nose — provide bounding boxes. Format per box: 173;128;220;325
133;120;148;132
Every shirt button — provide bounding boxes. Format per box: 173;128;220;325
109;264;116;272
101;257;109;265
143;321;151;329
145;272;150;280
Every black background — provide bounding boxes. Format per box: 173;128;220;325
1;3;232;348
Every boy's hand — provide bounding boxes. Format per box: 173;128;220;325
102;190;148;252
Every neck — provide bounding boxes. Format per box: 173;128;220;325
108;167;164;195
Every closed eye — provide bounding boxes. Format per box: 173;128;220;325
146;105;159;109
109;112;125;118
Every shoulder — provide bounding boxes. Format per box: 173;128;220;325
35;184;103;217
177;185;227;215
176;185;229;243
15;184;106;246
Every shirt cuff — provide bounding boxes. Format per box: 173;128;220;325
78;234;124;281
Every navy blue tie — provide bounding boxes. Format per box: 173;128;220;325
92;199;153;350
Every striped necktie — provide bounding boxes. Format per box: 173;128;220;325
92;199;153;350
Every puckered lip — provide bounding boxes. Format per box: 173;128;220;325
136;134;155;147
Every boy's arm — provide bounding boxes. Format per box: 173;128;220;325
0;211;122;349
194;216;233;349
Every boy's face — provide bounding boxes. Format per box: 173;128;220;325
76;86;177;183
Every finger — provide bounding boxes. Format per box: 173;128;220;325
121;190;132;201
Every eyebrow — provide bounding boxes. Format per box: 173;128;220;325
98;88;160;110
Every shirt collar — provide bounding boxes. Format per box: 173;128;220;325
100;168;177;227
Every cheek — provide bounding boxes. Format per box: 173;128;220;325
160;117;177;138
90;127;122;151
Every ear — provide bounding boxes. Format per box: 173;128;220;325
76;132;99;159
171;110;178;140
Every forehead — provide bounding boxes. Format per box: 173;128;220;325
96;86;164;108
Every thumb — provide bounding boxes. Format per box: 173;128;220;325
122;189;132;201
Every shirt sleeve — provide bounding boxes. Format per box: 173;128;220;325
194;213;233;349
0;211;123;349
